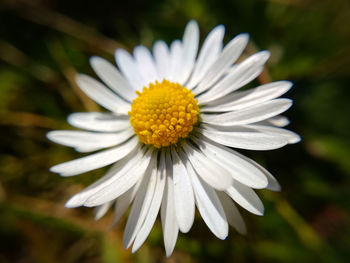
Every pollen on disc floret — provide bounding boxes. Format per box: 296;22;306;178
129;79;199;148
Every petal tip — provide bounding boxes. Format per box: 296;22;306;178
237;33;250;43
217;230;229;240
268;183;282;192
178;225;191;234
115;48;129;58
284;80;294;89
46;131;56;142
165;250;174;258
49;165;60;174
290;133;301;144
256;208;264;216
260;50;271;61
216;24;226;34
74;73;88;86
89;55;100;65
252;178;269;190
65;196;83;208
187;19;199;28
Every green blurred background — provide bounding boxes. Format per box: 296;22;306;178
0;0;349;262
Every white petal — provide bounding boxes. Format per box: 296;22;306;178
187;163;228;239
65;146;145;208
194;33;249;95
258;115;290;127
50;136;139;177
73;146;106;153
226;181;264;216
199;126;288;150
197;51;270;104
229;149;281;191
75;74;129;113
179;20;199;84
186;25;225;89
67;112;130;132
201;81;292;112
47;128;134;152
199;66;265;105
133;45;159;84
112;181;141;226
115;49;146;90
168;40;183;82
195;136;268;189
153;40;171;80
94;201;113;220
202;99;292;126
216;191;246;234
161;168;179;257
182;143;233;190
90;56;136;102
247;124;301;144
132;151;166;252
170;149;195;233
84;148;154;207
123;151;158;248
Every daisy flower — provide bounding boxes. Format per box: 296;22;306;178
47;20;300;256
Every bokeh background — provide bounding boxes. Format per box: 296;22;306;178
1;0;350;262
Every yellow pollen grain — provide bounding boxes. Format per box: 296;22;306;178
129;79;199;148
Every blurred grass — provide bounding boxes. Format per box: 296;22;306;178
0;0;350;262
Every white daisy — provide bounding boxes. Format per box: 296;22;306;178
47;20;300;256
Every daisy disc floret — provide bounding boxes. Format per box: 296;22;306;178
47;20;300;257
129;80;199;148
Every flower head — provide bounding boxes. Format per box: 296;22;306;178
47;20;300;256
129;80;199;148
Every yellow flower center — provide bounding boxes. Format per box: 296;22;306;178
129;80;199;148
